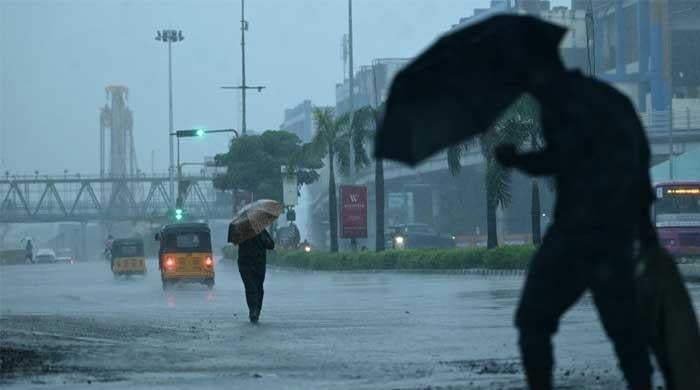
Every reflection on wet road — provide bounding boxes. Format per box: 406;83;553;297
2;259;698;389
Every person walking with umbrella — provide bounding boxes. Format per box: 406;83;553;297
228;200;282;323
237;229;274;323
374;14;698;390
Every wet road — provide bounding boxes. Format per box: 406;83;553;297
2;259;699;389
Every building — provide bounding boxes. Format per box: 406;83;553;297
280;100;314;143
452;0;513;28
334;58;411;114
590;0;700;163
305;0;700;249
591;1;700;107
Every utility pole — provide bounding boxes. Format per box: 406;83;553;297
348;0;355;182
155;29;184;207
221;0;266;136
241;0;247;134
347;0;358;251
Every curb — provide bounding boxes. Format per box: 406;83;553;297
268;265;527;276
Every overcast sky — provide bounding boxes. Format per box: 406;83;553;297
1;0;566;176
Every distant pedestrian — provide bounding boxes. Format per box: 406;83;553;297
238;229;274;323
25;239;33;263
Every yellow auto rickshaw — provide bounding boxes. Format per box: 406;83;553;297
155;223;215;290
111;238;146;278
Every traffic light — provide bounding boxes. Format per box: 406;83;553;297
176;128;206;138
175;208;183;221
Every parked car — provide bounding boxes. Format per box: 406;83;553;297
34;249;57;264
55;248;77;264
387;224;456;249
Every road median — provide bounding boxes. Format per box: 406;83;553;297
223;245;535;271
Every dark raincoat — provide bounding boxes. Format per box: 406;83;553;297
501;70;654;390
237;230;274;319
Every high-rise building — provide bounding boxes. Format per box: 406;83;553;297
280;100;314;142
591;0;700;111
335;59;410;115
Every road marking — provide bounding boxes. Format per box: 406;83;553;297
1;329;123;345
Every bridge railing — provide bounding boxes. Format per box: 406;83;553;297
639;108;700;134
0;175;233;223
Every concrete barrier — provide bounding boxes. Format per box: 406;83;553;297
0;249;27;266
678;263;700;282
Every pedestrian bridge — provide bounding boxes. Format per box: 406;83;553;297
0;175;232;224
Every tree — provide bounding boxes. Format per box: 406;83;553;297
510;96;544;245
447;97;536;248
311;106;376;252
213;130;322;203
347;105;386;252
311;108;348;252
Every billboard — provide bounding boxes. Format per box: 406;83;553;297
340;185;368;238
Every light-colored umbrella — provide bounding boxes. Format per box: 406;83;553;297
638;245;700;390
228;199;283;245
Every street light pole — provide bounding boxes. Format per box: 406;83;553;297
348;0;355;182
220;0;266;136
169;40;173;187
348;0;354;118
156;29;184;207
177;135;181;206
347;0;358;251
241;0;247;134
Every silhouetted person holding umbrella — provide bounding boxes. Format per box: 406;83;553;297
237;229;274;323
373;14;700;389
495;67;655;390
228;199;284;323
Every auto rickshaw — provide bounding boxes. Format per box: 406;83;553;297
155;223;215;290
111;238;146;278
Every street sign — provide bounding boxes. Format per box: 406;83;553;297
339;185;368;239
233;189;254;213
281;166;298;207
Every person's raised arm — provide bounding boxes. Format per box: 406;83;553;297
495;144;558;176
260;230;275;250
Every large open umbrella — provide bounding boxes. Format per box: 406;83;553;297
374;14;566;165
227;199;283;245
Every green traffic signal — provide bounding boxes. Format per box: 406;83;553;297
175;208;183;221
175;128;206;138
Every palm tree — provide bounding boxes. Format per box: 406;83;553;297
447;98;533;248
346;105;385;251
513;97;544;245
311;107;354;252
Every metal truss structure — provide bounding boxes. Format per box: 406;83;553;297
0;175;232;223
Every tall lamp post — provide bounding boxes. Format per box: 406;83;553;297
155;29;184;207
221;0;266;135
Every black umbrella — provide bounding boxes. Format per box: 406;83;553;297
375;14;566;166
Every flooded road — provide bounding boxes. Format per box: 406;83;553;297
2;259;697;389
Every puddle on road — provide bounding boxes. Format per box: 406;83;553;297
441;358;521;375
